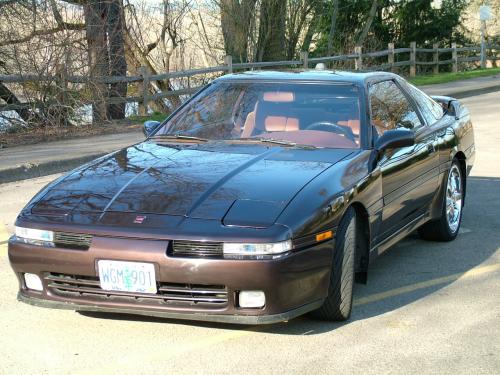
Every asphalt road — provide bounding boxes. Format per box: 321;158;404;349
0;91;499;374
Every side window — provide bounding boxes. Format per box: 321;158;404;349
369;80;422;136
402;81;444;124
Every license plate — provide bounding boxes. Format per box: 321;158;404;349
98;260;157;294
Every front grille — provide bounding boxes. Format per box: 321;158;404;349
45;273;228;308
54;232;92;250
172;240;223;258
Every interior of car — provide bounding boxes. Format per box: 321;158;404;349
235;89;361;148
159;82;362;149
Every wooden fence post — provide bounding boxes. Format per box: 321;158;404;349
56;63;69;126
300;51;309;69
410;42;416;77
388;43;395;72
433;43;439;75
224;55;233;74
355;46;362;70
452;43;458;73
138;66;150;116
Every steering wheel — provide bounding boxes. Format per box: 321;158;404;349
305;121;356;143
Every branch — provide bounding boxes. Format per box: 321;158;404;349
0;0;85;48
0;22;85;47
0;0;27;8
49;0;65;26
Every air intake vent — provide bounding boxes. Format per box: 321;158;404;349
172;240;223;258
54;232;92;249
45;273;228;308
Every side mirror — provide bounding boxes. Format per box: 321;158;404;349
375;129;415;152
431;95;461;119
143;120;161;137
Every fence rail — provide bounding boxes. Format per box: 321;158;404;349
1;42;499;115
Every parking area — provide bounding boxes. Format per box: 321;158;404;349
0;91;499;374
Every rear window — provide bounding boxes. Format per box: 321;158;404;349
155;82;362;149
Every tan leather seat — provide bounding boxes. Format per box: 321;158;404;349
264;116;299;132
241;103;258;138
241;92;297;137
338;119;360;136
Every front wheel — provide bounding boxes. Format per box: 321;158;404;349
419;160;464;241
310;207;356;321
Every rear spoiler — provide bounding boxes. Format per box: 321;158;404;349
431;95;467;119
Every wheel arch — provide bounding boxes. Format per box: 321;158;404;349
453;151;467;199
349;201;370;284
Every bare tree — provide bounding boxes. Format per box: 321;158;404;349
327;0;339;56
285;0;317;59
0;1;87;127
256;0;287;61
357;0;378;47
219;0;258;63
107;0;128;119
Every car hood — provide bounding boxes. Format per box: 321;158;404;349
30;141;352;227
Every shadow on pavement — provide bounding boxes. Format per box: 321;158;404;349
79;176;500;335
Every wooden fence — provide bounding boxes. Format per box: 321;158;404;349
1;42;499;115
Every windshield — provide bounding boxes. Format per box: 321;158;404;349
154;81;362;149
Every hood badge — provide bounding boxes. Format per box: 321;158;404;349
133;215;146;224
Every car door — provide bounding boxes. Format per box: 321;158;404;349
369;79;439;242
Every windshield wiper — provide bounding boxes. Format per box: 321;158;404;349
235;137;296;146
151;134;208;142
234;138;317;149
259;138;297;146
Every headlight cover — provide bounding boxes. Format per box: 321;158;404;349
15;226;54;246
223;240;292;257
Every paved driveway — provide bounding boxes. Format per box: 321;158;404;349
0;91;499;374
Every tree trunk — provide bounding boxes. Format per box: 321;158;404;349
327;0;339;56
84;0;109;124
106;0;127;119
257;0;287;62
220;0;257;63
357;0;378;47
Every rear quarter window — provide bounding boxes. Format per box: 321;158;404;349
402;81;444;125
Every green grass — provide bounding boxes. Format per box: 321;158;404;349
410;67;500;86
128;111;168;123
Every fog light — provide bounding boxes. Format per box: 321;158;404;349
239;290;265;308
24;273;43;291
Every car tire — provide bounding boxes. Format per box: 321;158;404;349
310;207;356;321
418;160;464;242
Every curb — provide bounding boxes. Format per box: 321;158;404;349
443;84;500;99
0;153;106;184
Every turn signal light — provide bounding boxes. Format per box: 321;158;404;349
316;230;333;242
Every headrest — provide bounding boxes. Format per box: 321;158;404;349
262;92;295;102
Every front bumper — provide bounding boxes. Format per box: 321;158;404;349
9;236;333;324
17;292;324;324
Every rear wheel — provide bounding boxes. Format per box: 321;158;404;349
418;160;464;241
310;207;356;321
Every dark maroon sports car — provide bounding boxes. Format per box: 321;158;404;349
9;70;475;324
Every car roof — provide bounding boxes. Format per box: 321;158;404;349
216;70;399;85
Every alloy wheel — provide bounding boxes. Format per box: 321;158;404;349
446;164;462;233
